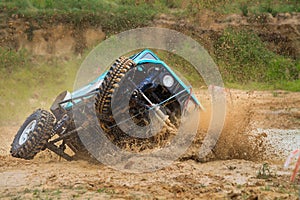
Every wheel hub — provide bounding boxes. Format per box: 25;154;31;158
19;120;37;145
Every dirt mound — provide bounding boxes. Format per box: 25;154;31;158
0;11;299;61
154;12;300;59
0;15;105;58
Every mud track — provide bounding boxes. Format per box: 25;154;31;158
0;89;300;199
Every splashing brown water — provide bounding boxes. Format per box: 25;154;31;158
0;89;300;199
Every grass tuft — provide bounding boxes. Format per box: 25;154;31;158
215;28;299;84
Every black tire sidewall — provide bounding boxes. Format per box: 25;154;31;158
11;111;40;150
10;109;54;159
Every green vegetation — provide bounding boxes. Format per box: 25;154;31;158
183;0;299;17
0;0;156;33
256;163;275;179
1;0;299;28
225;80;300;92
0;0;299;124
0;48;80;124
215;28;300;91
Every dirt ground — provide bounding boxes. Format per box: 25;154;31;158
0;89;300;199
0;6;300;199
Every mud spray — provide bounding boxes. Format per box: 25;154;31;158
1;89;300;162
183;89;300;163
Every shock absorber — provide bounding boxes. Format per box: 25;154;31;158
53;114;70;136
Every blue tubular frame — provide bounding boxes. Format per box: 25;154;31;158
64;49;203;110
132;49;202;107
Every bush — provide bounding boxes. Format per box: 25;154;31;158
214;29;299;83
0;0;157;33
0;48;29;73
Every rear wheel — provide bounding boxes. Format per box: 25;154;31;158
10;109;55;159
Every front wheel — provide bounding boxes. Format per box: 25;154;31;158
10;109;55;159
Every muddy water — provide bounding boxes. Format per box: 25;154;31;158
253;128;300;159
0;89;299;199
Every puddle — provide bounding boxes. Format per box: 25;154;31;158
253;128;300;159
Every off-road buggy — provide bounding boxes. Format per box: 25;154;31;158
11;49;201;161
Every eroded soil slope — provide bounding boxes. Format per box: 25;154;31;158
0;11;299;60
